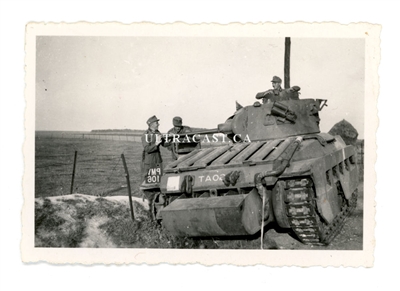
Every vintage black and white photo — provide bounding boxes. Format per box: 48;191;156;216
22;22;379;266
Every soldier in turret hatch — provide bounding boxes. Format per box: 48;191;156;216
167;116;192;160
256;76;301;104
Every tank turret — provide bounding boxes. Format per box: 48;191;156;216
163;97;327;146
163;95;327;140
215;98;328;142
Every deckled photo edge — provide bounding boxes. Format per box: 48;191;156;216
22;22;380;266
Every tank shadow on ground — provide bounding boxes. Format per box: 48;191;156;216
172;223;294;250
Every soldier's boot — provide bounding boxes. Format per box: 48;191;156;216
154;193;166;224
149;200;156;221
142;190;157;221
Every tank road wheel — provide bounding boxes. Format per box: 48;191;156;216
272;177;358;245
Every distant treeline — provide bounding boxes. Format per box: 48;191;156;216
91;128;209;134
91;129;144;134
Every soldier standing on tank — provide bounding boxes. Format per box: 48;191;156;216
140;115;167;220
167;116;192;160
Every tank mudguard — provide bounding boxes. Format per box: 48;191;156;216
282;147;358;224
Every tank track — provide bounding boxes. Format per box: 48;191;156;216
282;178;358;245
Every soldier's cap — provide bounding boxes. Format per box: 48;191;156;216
271;76;282;83
173;116;182;126
146;115;160;125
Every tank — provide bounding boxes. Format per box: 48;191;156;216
150;95;359;245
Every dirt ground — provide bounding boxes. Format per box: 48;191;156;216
35;181;363;250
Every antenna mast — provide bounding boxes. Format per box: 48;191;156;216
284;37;291;89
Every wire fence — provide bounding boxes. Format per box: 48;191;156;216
35;137;146;198
37;131;143;142
34;131;227;199
35;153;140;198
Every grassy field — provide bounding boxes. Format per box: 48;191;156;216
35;136;174;198
35;135;364;249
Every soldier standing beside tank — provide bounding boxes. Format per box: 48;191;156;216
141;115;167;220
141;115;167;181
167;116;192;160
256;76;300;104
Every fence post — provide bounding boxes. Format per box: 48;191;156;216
70;151;78;194
121;154;135;221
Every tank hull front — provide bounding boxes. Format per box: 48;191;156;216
159;133;359;240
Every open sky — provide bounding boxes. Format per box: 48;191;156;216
36;36;365;138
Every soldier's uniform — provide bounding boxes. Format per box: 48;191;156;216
167;116;192;160
140;115;167;220
140;115;164;181
256;76;300;104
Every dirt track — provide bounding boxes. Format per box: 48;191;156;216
262;182;363;250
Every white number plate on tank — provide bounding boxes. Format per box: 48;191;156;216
167;176;180;191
